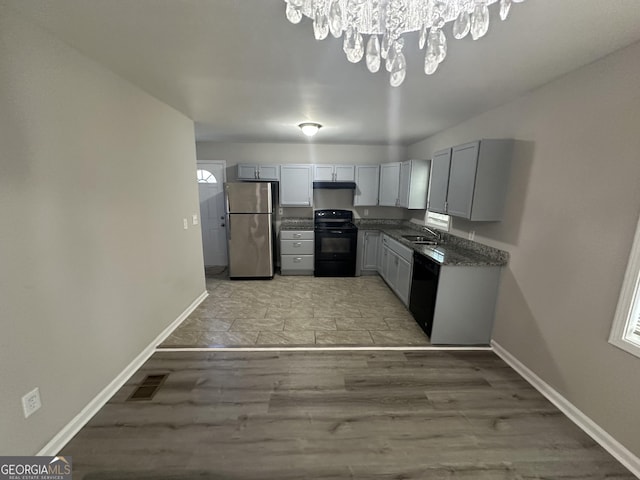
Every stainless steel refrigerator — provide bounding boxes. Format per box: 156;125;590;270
225;182;275;279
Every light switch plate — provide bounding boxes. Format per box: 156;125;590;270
468;230;475;241
183;218;189;230
192;214;198;226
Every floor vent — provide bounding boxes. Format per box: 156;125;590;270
127;374;168;401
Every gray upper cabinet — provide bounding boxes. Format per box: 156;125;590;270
280;164;313;206
430;139;513;221
428;148;451;214
354;165;380;206
378;162;401;206
313;164;355;182
237;164;280;181
447;142;480;218
398;159;430;209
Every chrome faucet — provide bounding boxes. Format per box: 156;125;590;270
422;225;441;242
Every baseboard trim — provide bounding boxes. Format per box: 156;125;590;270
157;346;493;352
37;290;208;456
491;340;640;478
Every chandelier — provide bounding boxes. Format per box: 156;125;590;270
284;0;525;87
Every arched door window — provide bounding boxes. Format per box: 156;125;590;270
196;169;217;184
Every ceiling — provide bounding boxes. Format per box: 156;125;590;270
4;0;640;145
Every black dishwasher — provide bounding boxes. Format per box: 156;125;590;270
409;252;440;337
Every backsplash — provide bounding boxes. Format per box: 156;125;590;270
282;189;411;219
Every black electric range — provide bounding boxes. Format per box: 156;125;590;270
314;209;358;277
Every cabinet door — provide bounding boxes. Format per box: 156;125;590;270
398;161;411;208
237;164;257;179
354;165;379;206
258;165;280;181
447;141;479;219
280;165;312;206
429;149;451;214
362;231;380;271
378;163;401;206
387;250;400;292
381;244;391;282
395;255;413;306
377;235;385;273
314;165;334;181
335;165;355;181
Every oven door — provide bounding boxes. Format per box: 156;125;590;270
314;229;357;276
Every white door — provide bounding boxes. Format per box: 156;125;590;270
197;161;227;266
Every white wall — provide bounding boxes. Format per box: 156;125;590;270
0;10;205;454
408;40;640;457
196;142;410;219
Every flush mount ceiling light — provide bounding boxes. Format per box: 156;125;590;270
299;122;323;136
284;0;525;87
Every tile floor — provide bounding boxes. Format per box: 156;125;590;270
159;273;431;348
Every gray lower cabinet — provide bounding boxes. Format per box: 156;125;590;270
379;234;413;307
356;230;380;275
430;264;501;345
280;230;314;275
430;139;513;221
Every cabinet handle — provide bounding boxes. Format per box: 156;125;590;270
293;242;302;247
293;233;302;238
294;257;302;263
444;201;448;212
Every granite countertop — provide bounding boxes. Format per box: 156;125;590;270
357;221;508;267
281;217;508;266
280;218;313;230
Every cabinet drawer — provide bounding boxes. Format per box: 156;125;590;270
281;239;314;255
281;254;314;273
281;230;314;240
381;235;413;262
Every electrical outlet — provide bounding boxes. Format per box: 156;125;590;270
22;387;41;418
364;209;369;217
278;207;283;215
183;218;189;230
468;230;475;241
192;214;198;226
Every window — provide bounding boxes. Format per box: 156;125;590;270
425;211;451;232
609;214;640;358
196;169;217;184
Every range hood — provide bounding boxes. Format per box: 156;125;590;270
313;181;357;190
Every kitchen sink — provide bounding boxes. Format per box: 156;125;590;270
402;235;439;245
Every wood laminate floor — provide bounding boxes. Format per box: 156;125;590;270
160;274;430;348
62;350;634;479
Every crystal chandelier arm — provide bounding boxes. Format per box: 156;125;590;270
284;0;524;87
